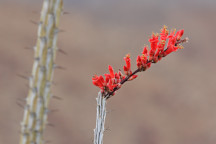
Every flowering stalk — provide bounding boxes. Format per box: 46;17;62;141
19;0;63;144
93;26;188;144
93;26;188;99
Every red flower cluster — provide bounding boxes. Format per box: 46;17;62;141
92;26;187;98
92;65;121;92
92;56;137;95
136;26;184;70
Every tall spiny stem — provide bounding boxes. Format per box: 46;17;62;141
19;0;63;144
94;92;107;144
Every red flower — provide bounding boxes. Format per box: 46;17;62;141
176;29;184;41
123;54;131;75
141;46;148;66
136;55;142;69
141;55;147;65
142;46;148;56
164;45;183;56
118;70;125;79
149;33;159;51
167;29;177;46
93;66;124;94
129;75;138;81
160;25;169;41
108;65;115;78
104;74;111;84
92;75;105;90
149;33;159;60
137;46;149;70
163;29;184;56
108;79;117;91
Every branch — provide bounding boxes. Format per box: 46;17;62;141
94;92;107;144
105;38;188;99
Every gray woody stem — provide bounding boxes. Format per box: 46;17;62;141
19;0;63;144
94;92;107;144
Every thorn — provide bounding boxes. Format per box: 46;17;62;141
40;36;47;43
104;126;111;132
52;95;63;100
58;49;67;55
20;121;28;128
17;74;29;80
16;101;25;109
53;64;66;70
17;97;26;102
24;104;30;111
47;123;55;127
54;28;65;34
39;65;46;72
34;57;40;61
59;29;65;33
24;70;31;74
45;81;52;88
30;112;36;118
18;130;28;135
31;87;38;94
63;11;70;15
49;109;59;113
29;20;39;25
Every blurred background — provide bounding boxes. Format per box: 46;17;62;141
0;0;216;144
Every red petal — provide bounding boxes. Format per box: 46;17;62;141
123;65;128;71
124;54;131;70
149;34;159;52
132;75;138;79
92;75;99;81
176;29;184;40
136;55;142;68
129;75;138;81
164;45;178;56
115;73;120;79
108;65;115;78
92;80;99;86
142;46;148;56
147;62;151;68
104;74;111;83
141;56;147;66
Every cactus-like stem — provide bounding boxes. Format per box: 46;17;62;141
94;92;107;144
19;0;63;144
